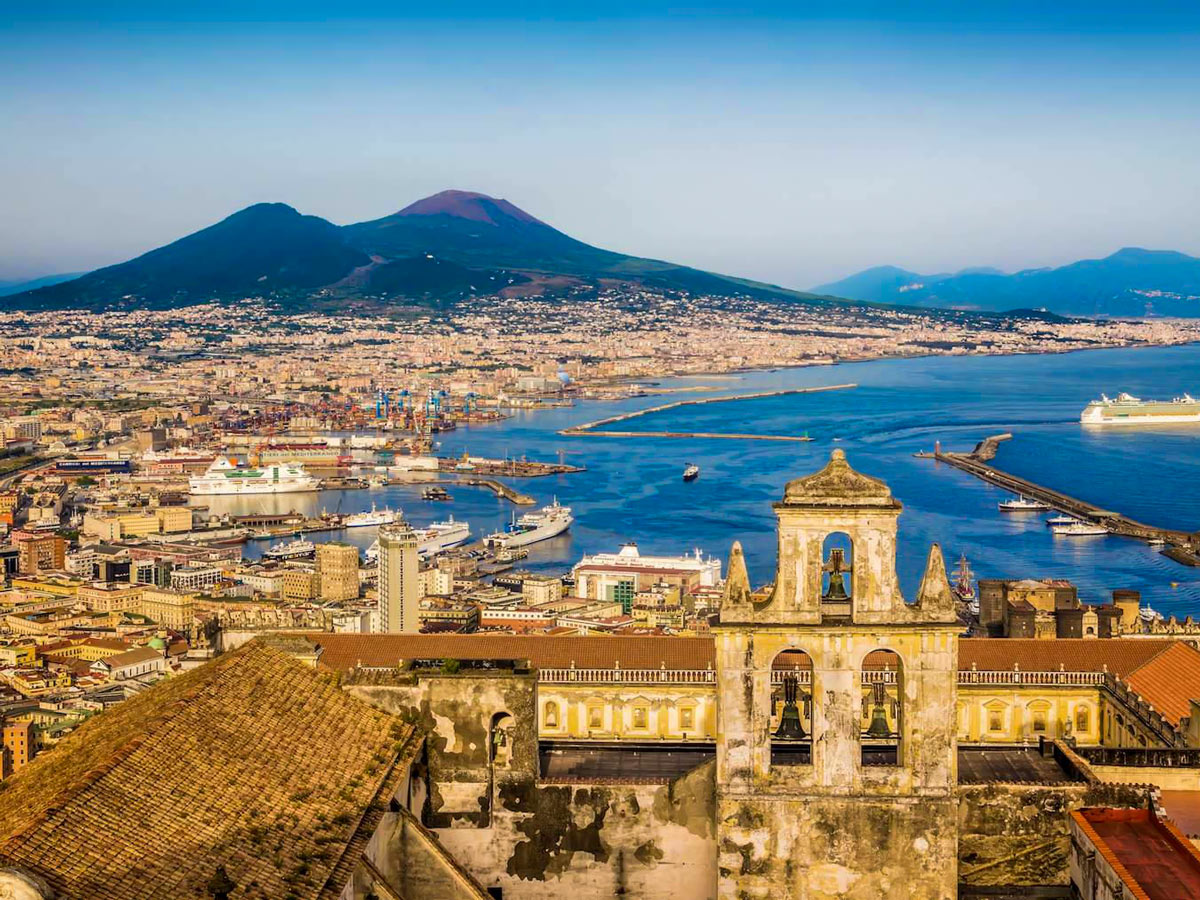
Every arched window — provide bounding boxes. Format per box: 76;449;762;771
1075;705;1090;735
543;701;559;729
821;533;854;610
770;649;814;766
862;649;902;766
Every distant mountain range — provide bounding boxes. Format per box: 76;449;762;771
813;248;1200;317
5;190;832;311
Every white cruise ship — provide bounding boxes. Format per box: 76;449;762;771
189;458;320;496
1081;392;1200;426
343;503;399;528
484;499;573;549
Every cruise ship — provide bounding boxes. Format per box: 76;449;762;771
189;458;320;496
1081;392;1200;426
343;503;399;528
484;499;573;549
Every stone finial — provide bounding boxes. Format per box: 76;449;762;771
722;541;753;608
781;449;900;508
915;543;956;620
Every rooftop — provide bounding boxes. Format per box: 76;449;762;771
1074;807;1200;900
0;641;415;900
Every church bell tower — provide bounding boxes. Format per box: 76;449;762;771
713;450;960;899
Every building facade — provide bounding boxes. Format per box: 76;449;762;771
378;521;420;633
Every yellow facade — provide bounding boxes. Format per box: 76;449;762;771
140;588;196;629
538;683;716;741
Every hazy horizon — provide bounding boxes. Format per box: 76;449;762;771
4;1;1200;289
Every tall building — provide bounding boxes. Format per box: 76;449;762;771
377;521;420;633
17;535;65;575
317;542;360;603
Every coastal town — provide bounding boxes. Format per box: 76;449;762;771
2;288;1200;785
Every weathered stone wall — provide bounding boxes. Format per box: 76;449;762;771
345;669;538;827
720;794;956;900
956;781;1148;887
435;760;718;900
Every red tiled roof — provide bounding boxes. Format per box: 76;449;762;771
1124;642;1200;726
1074;808;1200;900
958;639;1176;677
310;633;717;672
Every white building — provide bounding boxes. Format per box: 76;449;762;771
572;543;723;608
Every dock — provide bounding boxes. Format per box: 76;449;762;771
560;383;856;441
458;477;536;506
924;434;1199;551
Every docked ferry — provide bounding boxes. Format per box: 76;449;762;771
343;503;399;528
189;458;320;496
263;538;316;560
417;517;471;557
364;517;471;561
1081;392;1200;426
998;495;1052;512
484;499;573;549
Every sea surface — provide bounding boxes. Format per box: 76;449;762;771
213;344;1200;618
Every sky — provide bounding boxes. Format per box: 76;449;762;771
3;2;1200;288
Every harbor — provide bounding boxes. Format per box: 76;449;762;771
923;434;1200;554
559;383;857;440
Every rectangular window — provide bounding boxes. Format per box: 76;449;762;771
632;707;648;729
588;707;603;729
1032;713;1047;733
988;711;1003;732
680;707;694;730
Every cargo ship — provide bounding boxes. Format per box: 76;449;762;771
484;499;573;549
189;458;320;495
1081;392;1200;426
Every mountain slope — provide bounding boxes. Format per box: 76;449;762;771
6;190;834;311
816;248;1200;317
12;204;369;310
0;272;86;297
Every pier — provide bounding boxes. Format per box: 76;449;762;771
560;383;856;441
458;477;536;506
923;434;1199;552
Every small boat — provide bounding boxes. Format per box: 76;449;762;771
422;486;451;501
999;495;1052;512
1148;537;1166;547
683;463;700;482
1050;521;1108;536
1045;514;1077;527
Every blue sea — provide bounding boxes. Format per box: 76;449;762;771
223;344;1200;617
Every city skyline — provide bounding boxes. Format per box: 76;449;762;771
4;2;1200;286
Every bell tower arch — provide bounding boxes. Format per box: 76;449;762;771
714;450;959;899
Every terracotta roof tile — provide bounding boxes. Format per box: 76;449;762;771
0;641;414;900
958;639;1176;677
1124;642;1200;726
310;633;717;672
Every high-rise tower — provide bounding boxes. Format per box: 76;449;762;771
377;522;420;633
714;449;960;899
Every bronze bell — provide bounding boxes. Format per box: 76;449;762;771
822;547;851;601
774;674;808;741
866;681;893;738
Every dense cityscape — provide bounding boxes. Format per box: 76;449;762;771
7;0;1200;897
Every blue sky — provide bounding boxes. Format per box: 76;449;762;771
3;2;1200;287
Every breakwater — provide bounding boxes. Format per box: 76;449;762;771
925;434;1199;552
559;383;857;441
